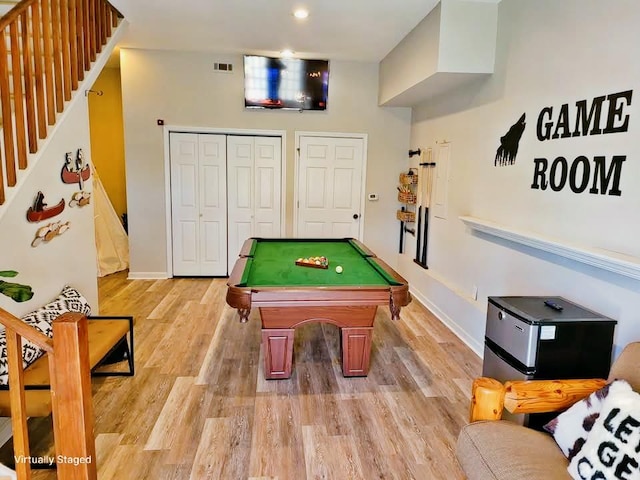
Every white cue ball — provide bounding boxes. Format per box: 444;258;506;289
335;265;343;274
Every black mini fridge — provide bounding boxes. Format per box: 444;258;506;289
482;296;617;430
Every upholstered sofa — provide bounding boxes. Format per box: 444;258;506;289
456;342;640;480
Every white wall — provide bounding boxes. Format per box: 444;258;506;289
120;49;412;277
378;3;442;105
402;0;640;358
438;0;497;73
0;97;98;316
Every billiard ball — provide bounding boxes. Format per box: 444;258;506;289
335;265;343;274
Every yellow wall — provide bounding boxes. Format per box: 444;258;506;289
88;67;127;220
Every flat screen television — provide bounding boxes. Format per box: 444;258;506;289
243;55;329;111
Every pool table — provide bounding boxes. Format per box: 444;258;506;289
226;238;411;379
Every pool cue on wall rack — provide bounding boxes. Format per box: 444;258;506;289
415;148;436;269
421;157;436;267
399;206;405;253
415;205;422;262
408;149;423;263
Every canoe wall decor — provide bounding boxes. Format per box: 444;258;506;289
61;149;90;188
26;191;66;222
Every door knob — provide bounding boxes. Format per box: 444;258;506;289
353;214;359;220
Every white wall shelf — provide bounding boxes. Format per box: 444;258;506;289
459;216;640;281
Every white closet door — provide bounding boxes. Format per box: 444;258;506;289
227;136;282;272
170;133;227;276
227;136;255;268
254;136;281;237
198;135;228;275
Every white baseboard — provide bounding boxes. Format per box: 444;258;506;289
127;272;169;280
409;287;484;358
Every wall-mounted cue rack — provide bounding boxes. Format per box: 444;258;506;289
400;148;436;268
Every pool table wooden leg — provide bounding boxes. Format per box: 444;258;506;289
262;328;294;379
341;327;373;377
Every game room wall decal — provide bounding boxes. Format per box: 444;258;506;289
495;89;632;197
532;89;631;196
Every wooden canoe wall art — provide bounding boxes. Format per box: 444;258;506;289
61;148;91;189
29;148;92;247
63;149;91;208
27;190;71;247
26;191;65;222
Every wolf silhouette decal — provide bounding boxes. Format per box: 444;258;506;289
495;113;526;166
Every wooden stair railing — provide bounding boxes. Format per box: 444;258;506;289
0;308;97;480
0;0;122;205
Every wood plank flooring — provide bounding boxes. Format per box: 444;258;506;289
22;271;481;479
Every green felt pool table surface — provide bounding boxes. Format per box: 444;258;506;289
240;238;402;287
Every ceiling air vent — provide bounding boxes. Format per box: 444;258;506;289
213;62;233;73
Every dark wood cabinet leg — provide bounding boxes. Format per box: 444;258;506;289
262;328;294;379
341;327;373;377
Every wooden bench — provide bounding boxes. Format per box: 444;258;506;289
0;315;134;417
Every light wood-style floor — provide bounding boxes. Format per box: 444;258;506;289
23;271;481;479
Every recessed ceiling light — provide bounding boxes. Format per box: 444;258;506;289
280;49;295;58
293;8;309;19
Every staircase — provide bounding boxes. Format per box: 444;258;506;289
0;2;123;479
0;0;122;206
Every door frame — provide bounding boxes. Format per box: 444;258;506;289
293;131;368;240
163;126;287;277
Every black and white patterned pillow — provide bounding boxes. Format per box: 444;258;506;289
543;379;633;461
567;384;640;479
0;286;91;385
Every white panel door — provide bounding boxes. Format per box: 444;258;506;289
227;136;254;269
170;133;199;275
254;136;282;238
170;133;227;276
297;136;364;238
227;136;282;271
198;135;228;274
227;136;254;272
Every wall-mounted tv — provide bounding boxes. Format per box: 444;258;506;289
243;55;329;111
